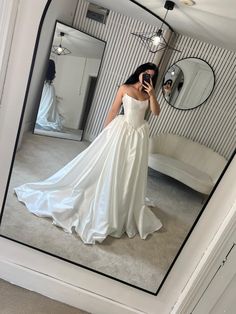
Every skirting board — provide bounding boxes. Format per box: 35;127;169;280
0;258;145;314
34;127;83;141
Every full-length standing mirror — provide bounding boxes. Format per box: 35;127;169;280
34;22;106;141
0;0;235;296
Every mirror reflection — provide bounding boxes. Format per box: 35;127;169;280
16;62;161;244
0;2;233;295
34;22;106;141
162;57;215;110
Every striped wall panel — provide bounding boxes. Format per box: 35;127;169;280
74;0;236;160
73;0;160;140
149;34;236;160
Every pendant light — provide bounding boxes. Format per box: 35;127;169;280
52;32;71;56
131;1;181;53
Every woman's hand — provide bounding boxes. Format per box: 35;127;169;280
143;79;161;116
142;79;155;98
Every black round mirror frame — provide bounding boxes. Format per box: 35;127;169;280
162;57;215;111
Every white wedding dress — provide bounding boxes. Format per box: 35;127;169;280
15;93;162;244
36;82;63;131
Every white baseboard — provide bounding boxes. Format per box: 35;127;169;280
83;131;96;142
0;257;145;314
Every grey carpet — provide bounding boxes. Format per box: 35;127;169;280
0;133;204;293
0;278;89;314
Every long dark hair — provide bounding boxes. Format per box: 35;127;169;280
164;79;173;86
124;62;158;87
45;59;56;83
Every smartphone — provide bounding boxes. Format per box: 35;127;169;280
143;73;151;84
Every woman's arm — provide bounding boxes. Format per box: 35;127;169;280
149;92;161;116
143;81;161;116
103;85;124;128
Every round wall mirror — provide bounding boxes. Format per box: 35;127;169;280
162;57;215;110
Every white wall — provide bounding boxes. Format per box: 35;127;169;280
174;61;213;109
0;0;18;106
53;55;100;128
54;55;85;128
192;228;236;314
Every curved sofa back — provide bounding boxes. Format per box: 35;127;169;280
149;133;227;183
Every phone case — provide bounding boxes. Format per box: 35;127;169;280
143;74;150;84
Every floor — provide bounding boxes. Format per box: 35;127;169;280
34;124;83;141
0;279;89;314
0;133;204;293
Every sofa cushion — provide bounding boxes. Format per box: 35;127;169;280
149;133;227;183
148;154;213;194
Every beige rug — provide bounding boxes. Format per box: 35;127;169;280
0;133;204;293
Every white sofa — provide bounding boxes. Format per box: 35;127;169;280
148;133;227;195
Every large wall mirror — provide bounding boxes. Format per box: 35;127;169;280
0;0;235;297
34;21;106;141
162;57;215;110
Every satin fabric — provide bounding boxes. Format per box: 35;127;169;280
15;93;162;244
36;82;63;131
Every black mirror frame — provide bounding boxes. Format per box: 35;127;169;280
162;57;216;111
0;0;234;298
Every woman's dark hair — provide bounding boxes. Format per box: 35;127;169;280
177;81;183;91
164;79;173;86
124;62;158;87
45;59;56;83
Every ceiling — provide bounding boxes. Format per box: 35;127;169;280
90;0;236;52
52;22;105;58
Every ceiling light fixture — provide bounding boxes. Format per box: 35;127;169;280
52;32;71;56
131;0;181;53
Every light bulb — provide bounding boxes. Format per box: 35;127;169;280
57;46;63;54
152;35;160;46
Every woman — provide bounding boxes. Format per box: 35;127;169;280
163;79;172;101
36;59;63;131
15;62;162;244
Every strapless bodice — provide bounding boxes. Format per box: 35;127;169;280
122;93;149;129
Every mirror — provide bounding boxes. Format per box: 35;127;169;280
0;1;234;296
162;57;215;110
34;22;106;141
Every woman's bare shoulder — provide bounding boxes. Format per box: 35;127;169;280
116;84;128;97
120;84;133;94
119;84;126;91
115;84;125;97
